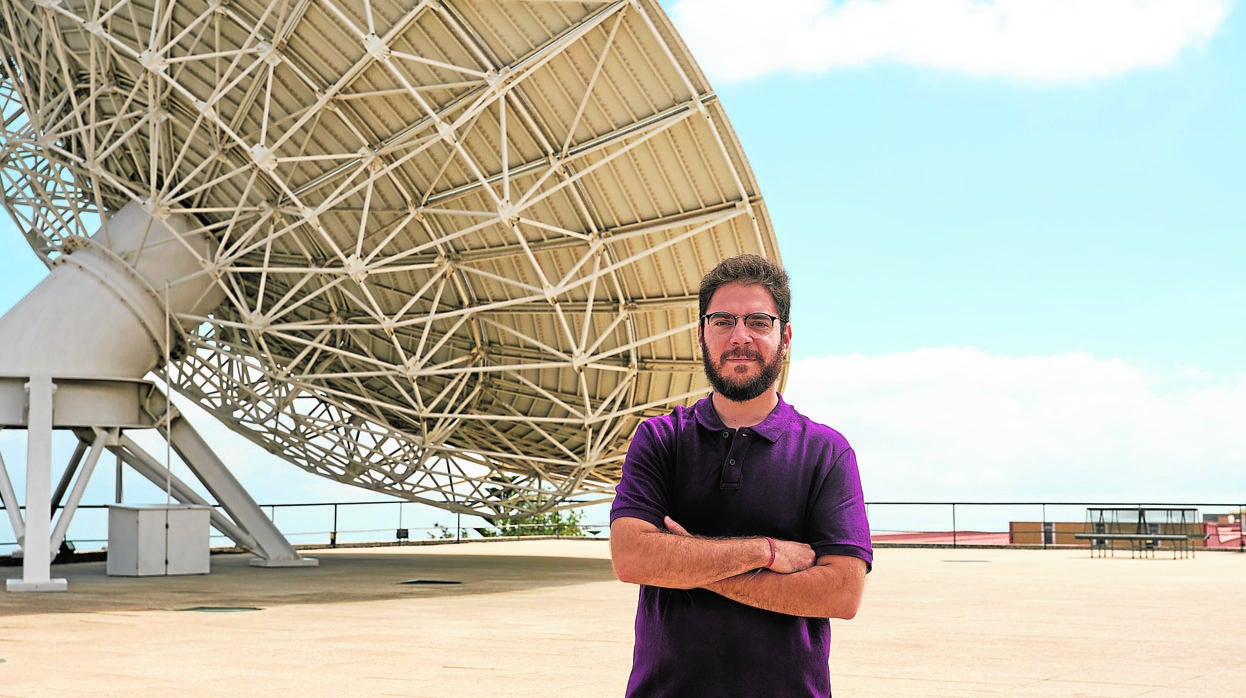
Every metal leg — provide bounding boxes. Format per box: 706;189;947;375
6;376;67;592
107;433;258;553
49;429;108;558
166;414;316;568
0;447;24;546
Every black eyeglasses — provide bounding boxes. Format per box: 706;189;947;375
701;312;781;335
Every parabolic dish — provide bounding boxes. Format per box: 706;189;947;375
0;0;779;518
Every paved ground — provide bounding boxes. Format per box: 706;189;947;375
1;540;1242;696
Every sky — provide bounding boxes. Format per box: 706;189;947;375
669;0;1246;505
1;0;1244;543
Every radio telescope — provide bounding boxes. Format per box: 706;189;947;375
0;0;779;590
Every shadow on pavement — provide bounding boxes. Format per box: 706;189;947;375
0;549;618;616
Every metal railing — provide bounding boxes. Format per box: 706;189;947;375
3;500;1244;553
864;501;1246;551
0;500;611;553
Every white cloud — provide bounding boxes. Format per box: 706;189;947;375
784;347;1246;501
669;0;1229;82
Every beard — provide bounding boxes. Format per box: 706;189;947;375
700;337;785;402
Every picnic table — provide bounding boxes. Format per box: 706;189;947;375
1077;507;1203;559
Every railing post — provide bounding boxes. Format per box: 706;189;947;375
951;503;957;548
1042;503;1047;550
330;504;338;548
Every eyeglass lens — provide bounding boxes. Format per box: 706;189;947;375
704;312;776;333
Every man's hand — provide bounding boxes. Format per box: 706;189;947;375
663;516;815;574
768;537;817;574
661;515;692;536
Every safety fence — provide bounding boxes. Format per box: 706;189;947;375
3;500;1244;555
864;501;1246;551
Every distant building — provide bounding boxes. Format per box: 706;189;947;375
1011;507;1244;551
869;507;1244;551
1008;521;1085;547
1203;511;1244;525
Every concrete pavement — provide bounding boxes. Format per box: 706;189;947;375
1;540;1242;696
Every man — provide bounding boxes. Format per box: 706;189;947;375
610;254;872;697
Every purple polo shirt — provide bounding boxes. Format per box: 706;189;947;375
611;394;872;697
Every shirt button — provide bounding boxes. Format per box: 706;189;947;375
729;459;736;465
722;431;729;438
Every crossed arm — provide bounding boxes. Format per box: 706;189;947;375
610;515;867;619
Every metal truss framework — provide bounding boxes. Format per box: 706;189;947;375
0;0;779;519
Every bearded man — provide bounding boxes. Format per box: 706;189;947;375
610;254;872;697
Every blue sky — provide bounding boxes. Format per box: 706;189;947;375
667;0;1246;504
1;0;1243;543
698;1;1245;371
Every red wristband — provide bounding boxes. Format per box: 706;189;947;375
763;537;776;570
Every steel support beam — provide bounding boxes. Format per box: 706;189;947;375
49;429;108;556
0;449;24;544
165;414;316;567
107;433;261;554
6;375;67;592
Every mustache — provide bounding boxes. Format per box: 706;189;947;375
720;349;762;361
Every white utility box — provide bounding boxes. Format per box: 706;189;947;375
106;504;211;576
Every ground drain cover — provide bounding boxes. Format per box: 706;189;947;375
178;606;263;612
398;579;462;585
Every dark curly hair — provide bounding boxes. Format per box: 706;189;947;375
697;254;790;324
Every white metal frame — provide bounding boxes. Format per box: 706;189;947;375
1;377;315;592
0;1;780;521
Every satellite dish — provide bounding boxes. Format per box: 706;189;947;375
0;0;779;589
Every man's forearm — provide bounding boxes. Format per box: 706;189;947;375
705;557;867;619
611;520;771;589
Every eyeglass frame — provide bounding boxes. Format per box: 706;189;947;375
700;311;783;335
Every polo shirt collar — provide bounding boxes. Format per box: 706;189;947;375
692;393;793;443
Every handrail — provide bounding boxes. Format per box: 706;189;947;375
3;499;1244;553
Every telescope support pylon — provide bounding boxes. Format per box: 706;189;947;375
1;377;316;592
5;376;67;592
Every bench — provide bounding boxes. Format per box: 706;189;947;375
1073;532;1197;559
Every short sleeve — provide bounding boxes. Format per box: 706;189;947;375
806;446;873;571
610;417;672;529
